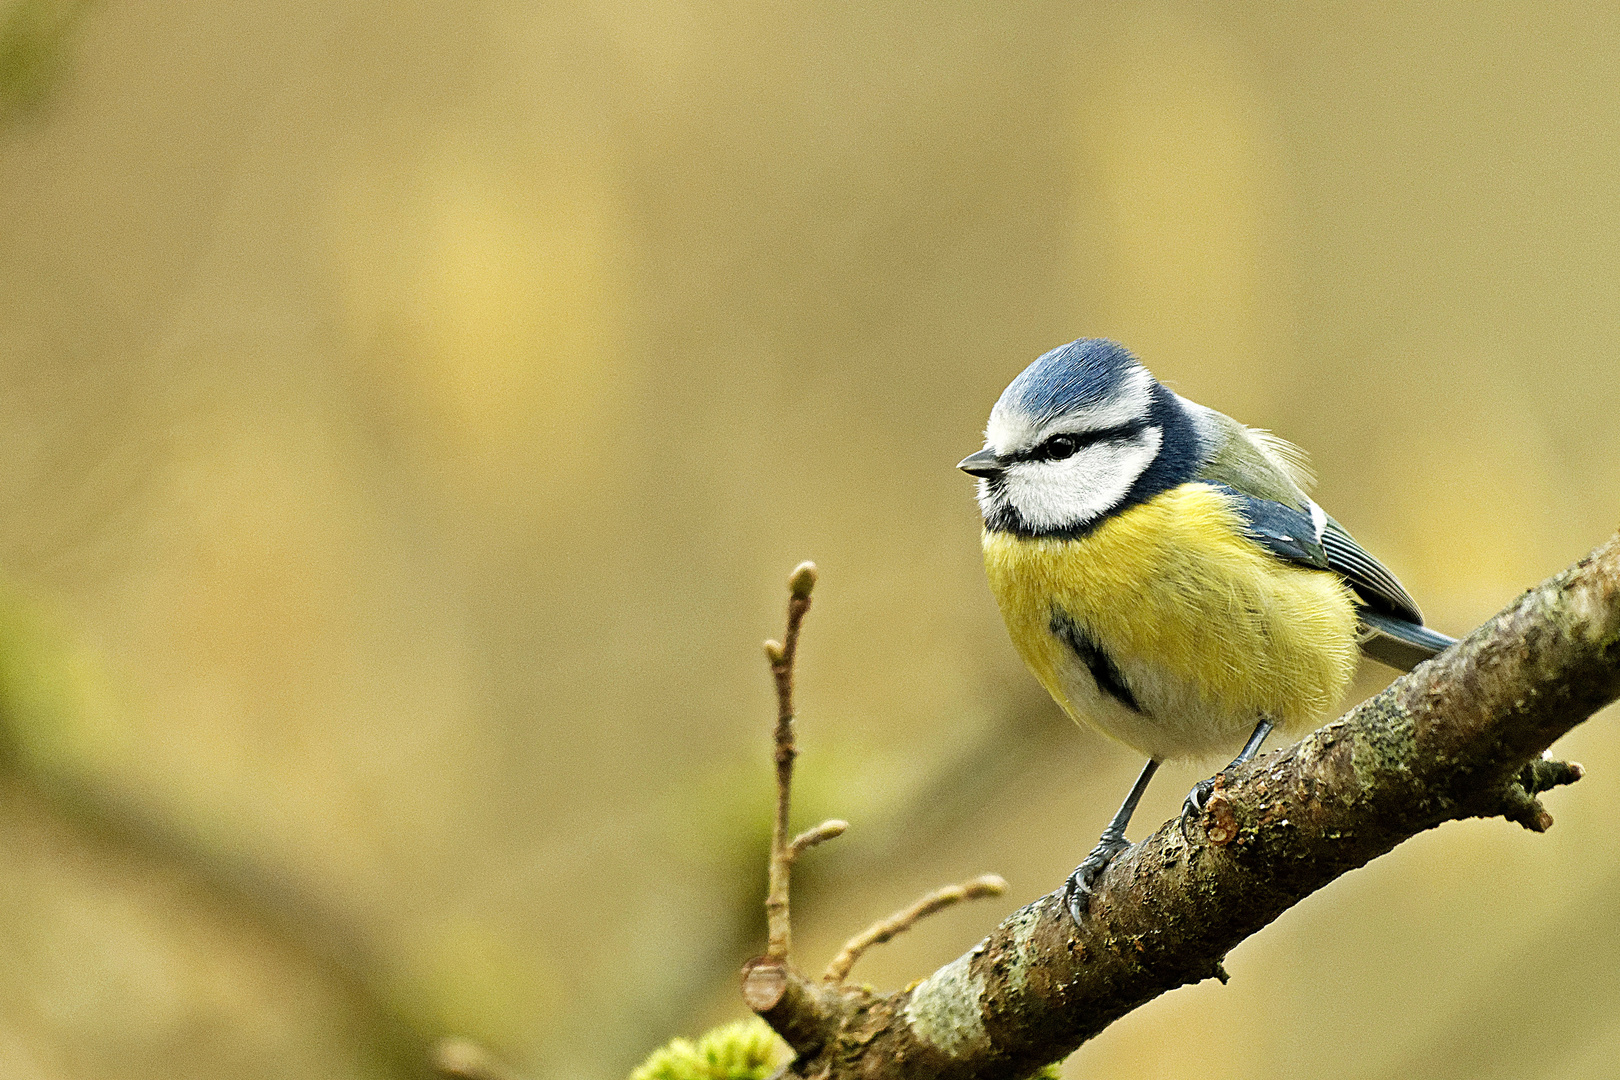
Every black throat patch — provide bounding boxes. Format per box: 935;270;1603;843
1049;608;1141;713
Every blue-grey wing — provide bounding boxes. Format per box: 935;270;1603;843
1218;487;1332;570
1318;518;1423;624
1203;483;1454;672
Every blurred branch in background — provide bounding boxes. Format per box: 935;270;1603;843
0;0;95;122
0;585;429;1079
740;533;1620;1080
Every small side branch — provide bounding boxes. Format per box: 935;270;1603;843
824;875;1007;984
790;820;848;861
1494;752;1584;831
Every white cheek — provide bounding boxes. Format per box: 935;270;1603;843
1001;429;1162;531
974;476;1000;520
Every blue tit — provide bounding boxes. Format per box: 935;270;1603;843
958;338;1454;923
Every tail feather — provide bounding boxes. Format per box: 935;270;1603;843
1358;609;1457;672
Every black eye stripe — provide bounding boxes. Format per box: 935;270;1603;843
1012;421;1147;463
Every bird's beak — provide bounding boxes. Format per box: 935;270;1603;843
957;448;1003;478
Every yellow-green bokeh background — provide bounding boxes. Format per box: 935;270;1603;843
2;2;1619;1078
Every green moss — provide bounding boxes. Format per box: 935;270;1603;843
0;584;128;778
628;1018;790;1080
1348;693;1414;800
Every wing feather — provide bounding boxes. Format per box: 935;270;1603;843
1210;486;1329;569
1202;482;1453;670
1318;519;1423;623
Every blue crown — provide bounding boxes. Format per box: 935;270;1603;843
999;339;1142;424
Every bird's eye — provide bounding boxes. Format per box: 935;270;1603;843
1044;434;1079;461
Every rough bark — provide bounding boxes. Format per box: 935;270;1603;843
747;531;1620;1080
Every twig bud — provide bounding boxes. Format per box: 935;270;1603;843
788;562;818;598
764;639;785;664
789;819;848;859
963;873;1008;897
433;1038;528;1080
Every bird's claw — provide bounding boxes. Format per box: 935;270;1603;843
1063;835;1130;924
1179;777;1217;838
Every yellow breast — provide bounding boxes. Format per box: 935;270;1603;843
982;483;1358;758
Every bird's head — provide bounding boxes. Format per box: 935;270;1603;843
960;339;1193;536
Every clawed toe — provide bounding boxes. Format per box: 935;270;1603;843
1063;836;1130;924
1180;720;1274;839
1179;778;1216;837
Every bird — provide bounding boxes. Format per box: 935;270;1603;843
958;338;1455;925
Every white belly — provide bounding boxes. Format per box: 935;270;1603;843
1048;635;1266;763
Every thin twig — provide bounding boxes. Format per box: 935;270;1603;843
742;563;1013;1053
765;561;818;960
823;875;1007;984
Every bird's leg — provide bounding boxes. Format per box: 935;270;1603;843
1180;717;1274;836
1064;758;1159;924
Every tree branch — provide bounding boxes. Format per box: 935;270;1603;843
744;530;1620;1080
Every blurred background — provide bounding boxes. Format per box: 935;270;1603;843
1;1;1619;1078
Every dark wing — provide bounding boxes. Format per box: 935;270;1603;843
1318;517;1422;623
1204;483;1455;672
1358;610;1457;672
1212;486;1330;569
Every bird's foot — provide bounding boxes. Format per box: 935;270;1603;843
1179;777;1218;838
1063;835;1130;924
